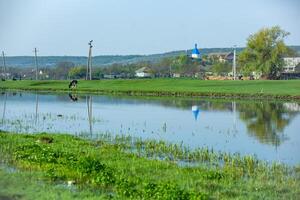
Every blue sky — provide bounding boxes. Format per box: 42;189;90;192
0;0;299;56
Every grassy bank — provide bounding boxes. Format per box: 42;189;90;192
0;132;299;199
1;79;300;100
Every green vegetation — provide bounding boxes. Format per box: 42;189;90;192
0;132;299;199
0;169;109;200
1;48;247;68
239;26;293;79
210;62;232;75
68;66;87;79
1;79;300;100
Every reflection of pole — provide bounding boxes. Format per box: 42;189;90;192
35;94;39;125
232;101;237;131
87;96;93;136
2;92;7;124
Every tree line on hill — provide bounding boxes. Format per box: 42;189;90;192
1;26;299;80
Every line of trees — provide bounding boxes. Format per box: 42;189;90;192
2;26;298;80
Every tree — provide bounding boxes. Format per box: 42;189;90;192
211;62;231;75
52;61;75;79
239;26;290;79
68;66;86;79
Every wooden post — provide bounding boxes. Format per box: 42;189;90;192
86;40;93;80
34;48;39;80
233;45;236;80
2;51;6;80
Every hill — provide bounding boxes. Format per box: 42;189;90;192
2;46;300;68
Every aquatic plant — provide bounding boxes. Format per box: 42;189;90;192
0;132;299;199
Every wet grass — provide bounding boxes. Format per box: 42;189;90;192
0;168;109;200
1;79;300;100
0;132;299;199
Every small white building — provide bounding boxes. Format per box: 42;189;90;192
283;57;300;73
191;44;200;59
135;67;152;78
173;73;181;78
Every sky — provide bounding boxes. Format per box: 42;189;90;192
0;0;299;56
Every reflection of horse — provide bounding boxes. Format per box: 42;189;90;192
69;80;78;89
68;93;78;102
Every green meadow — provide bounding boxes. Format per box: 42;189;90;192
1;79;300;99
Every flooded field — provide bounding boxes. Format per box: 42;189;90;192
1;91;300;165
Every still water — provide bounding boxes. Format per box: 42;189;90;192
1;91;300;165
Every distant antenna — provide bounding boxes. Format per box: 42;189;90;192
232;45;237;80
2;51;6;80
34;48;39;80
86;40;93;80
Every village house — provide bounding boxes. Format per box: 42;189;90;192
135;67;152;78
283;57;300;73
281;57;300;79
172;73;181;78
208;52;234;63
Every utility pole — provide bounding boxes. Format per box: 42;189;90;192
34;48;39;80
86;40;93;80
2;51;6;80
232;45;237;80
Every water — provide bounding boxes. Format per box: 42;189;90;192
1;91;300;165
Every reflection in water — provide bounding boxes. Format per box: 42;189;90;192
192;105;200;121
1;92;7;124
35;94;39;125
191;100;297;147
0;91;299;164
232;101;237;133
87;96;93;136
238;102;296;146
68;93;78;102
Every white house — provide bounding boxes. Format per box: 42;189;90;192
135;67;152;78
191;44;200;59
173;73;181;78
208;52;234;63
283;57;300;73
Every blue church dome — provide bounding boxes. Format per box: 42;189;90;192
192;44;200;55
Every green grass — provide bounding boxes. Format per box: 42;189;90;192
0;169;109;200
1;79;300;99
0;132;299;199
